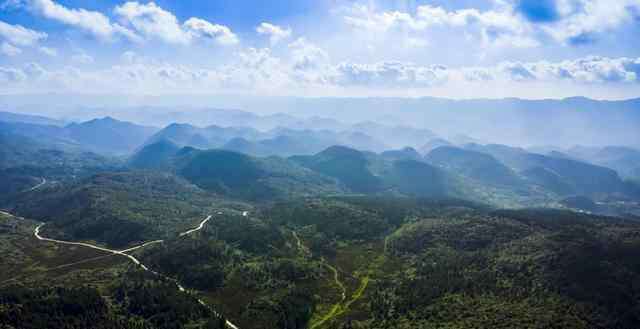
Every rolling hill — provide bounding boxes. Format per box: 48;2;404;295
290;145;384;194
6;171;216;248
426;146;523;188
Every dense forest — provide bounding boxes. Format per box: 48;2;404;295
1;112;640;329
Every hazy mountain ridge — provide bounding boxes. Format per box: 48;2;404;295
0;116;158;155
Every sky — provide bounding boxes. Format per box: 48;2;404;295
0;0;639;99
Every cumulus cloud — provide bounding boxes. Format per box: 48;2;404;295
21;0;138;41
342;1;640;48
114;2;238;46
114;1;188;44
184;18;239;45
0;55;638;95
342;3;538;48
538;0;640;45
256;22;292;45
0;19;47;46
288;38;330;71
465;56;640;83
330;61;449;87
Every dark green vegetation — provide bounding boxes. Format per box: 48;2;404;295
6;171;217;248
132;198;640;329
131;142;346;200
425;146;522;188
2;112;640;329
291;146;383;194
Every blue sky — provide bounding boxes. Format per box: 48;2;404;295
0;0;639;99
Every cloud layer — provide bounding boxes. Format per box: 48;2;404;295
0;0;638;98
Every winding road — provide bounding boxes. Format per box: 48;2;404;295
30;214;239;329
25;177;47;192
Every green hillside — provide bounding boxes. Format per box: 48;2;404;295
7;171;216;248
291;146;383;194
426;146;523;188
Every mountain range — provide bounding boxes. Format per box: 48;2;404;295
1;108;639;216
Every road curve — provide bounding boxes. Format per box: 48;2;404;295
27;177;47;192
32;215;239;329
179;215;212;236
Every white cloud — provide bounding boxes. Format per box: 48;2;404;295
184;18;239;45
0;55;638;96
256;22;292;45
341;3;538;48
288;38;330;71
339;1;640;48
0;19;46;46
114;2;238;46
330;61;449;87
1;41;21;56
24;0;138;41
537;0;640;45
464;56;640;83
114;1;188;44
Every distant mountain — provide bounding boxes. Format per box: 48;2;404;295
130;142;345;200
0;116;158;155
291;146;383;193
145;123;264;149
0;131;114;173
0;111;65;126
419;138;452;155
350;121;434;149
426;146;522;188
179;149;344;200
146;123;387;157
380;147;422;162
274;96;640;148
223;135;312;157
65;117;159;155
2;95;639;147
0;121;80;151
568;146;640;179
222;137;262;155
464;143;633;197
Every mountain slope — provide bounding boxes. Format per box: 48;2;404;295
0;111;65;126
290;146;383;193
128;139;181;170
179;149;345;200
8;171;215;248
386;160;459;197
426;146;523;188
65;117;158;155
465;143;633;197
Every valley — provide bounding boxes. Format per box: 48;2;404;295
1;108;640;329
